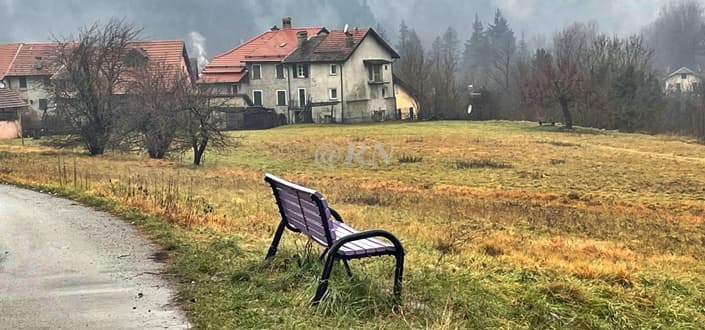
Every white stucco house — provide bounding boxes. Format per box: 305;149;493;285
665;67;702;94
200;17;401;123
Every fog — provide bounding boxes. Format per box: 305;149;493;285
1;0;669;56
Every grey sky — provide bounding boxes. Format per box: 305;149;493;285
0;0;671;56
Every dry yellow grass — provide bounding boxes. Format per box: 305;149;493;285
1;121;705;328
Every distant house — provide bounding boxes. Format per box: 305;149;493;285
665;67;702;94
0;40;195;120
393;76;420;120
201;17;400;123
0;88;27;139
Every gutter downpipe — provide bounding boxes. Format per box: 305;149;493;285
287;65;292;124
340;63;345;124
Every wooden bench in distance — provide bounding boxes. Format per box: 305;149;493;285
263;173;405;305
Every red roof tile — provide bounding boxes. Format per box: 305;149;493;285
130;40;189;73
4;43;58;77
0;40;190;79
0;43;21;80
201;27;324;83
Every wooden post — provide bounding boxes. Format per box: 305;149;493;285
18;109;24;146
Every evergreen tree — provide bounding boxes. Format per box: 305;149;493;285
516;31;530;61
487;9;516;90
462;14;491;87
395;21;428;118
428;27;462;119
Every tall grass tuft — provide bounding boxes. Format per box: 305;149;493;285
454;159;513;169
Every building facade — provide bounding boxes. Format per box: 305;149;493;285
201;18;400;123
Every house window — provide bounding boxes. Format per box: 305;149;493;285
252;64;262;80
276;90;287;106
43;76;51;87
330;64;337;75
253;90;263;106
298;88;306;108
19;76;27;89
276;64;285;79
368;65;382;82
231;84;239;94
382;87;388;98
329;88;338;100
681;74;688;80
296;64;309;78
39;99;48;111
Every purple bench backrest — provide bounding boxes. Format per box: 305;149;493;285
265;174;335;246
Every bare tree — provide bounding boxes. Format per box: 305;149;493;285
53;19;141;155
645;0;705;71
129;62;191;158
177;87;231;166
523;24;590;129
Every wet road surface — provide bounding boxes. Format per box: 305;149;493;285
0;185;190;329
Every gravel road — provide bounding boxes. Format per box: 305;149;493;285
0;185;190;329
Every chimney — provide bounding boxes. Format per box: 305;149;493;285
297;31;308;47
345;32;354;48
282;17;292;29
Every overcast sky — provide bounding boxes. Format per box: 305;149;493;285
0;0;672;57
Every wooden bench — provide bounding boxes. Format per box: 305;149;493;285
264;173;405;305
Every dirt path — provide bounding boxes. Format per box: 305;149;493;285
0;185;190;329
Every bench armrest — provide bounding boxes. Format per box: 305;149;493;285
329;207;344;223
329;229;405;257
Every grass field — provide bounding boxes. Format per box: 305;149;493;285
1;121;705;329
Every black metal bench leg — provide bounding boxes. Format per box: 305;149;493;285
311;252;337;305
342;259;353;278
265;220;287;260
393;252;405;304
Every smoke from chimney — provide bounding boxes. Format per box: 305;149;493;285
187;31;209;75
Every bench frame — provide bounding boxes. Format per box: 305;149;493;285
264;174;405;305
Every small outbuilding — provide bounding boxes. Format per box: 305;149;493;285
394;75;420;120
0;88;26;139
665;67;702;94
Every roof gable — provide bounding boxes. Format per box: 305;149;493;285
669;67;699;78
283;28;400;64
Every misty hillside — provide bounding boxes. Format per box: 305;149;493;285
0;0;668;56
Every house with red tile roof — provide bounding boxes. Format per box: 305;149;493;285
0;40;194;122
201;17;400;123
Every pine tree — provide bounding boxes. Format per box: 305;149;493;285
395;21;428;118
462;14;491;87
516;31;530;61
487;9;516;90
